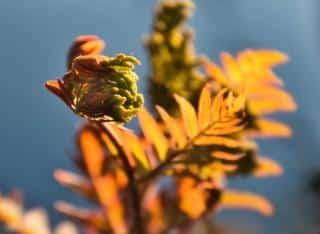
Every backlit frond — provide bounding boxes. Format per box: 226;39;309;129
178;177;208;219
138;108;168;161
156;106;186;148
94;175;127;233
219;190;273;216
253;157;283;177
157;85;246;152
54;169;96;201
174;94;199;138
78;127;105;178
122;130;150;170
249;118;292;138
204;49;296;138
133;85;249;177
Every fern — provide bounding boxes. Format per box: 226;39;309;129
204;49;296;138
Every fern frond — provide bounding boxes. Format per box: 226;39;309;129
159;85;247;154
204;49;296;138
137;108;168;161
219;189;273;216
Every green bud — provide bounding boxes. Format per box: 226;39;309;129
47;54;144;123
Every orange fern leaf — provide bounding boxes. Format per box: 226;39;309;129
122;130;150;169
174;94;199;139
78;127;105;178
219;190;273;216
155;86;247;164
54;169;95;201
161;87;246;145
204;49;296;138
93;175;127;234
138;108;168;161
156;105;186;148
178;177;208;219
197;83;213;129
249;118;292;138
253;157;283;177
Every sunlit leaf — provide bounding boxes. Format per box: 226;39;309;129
156;105;186;148
195;136;242;148
197;84;212;129
254;49;289;67
249;98;296;115
203;61;230;88
45;80;69;104
209;89;245;132
54;169;95;200
138;108;168;161
247;86;296;114
178;177;207;219
201;162;238;178
143;185;165;233
250;118;292;138
175;88;245;145
93;175;127;234
93;176;118;206
210;162;237;172
204;49;296;140
210;89;226;122
101;123;137;167
100;132;118;156
220;190;273;216
220;52;242;84
79;128;104;178
206;121;245;136
55;201;109;231
211;151;244;161
174;94;199;139
237;49;284;86
114;168;128;189
253;157;283;177
122;130;150;169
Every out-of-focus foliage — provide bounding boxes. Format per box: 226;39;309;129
145;0;205;113
203;50;295;176
203;50;296;138
0;191;78;234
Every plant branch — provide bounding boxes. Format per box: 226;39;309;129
138;148;186;183
95;121;145;234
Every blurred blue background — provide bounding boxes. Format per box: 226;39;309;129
0;0;319;233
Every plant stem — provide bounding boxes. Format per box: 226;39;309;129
138;149;185;183
95;122;145;234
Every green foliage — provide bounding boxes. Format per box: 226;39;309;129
145;0;205;113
